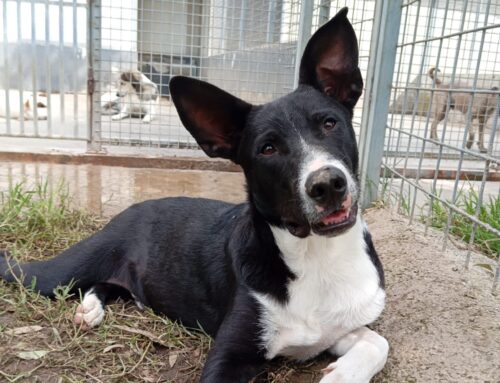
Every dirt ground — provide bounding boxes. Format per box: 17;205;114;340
366;208;499;383
0;163;499;382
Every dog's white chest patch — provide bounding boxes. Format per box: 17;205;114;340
254;219;385;361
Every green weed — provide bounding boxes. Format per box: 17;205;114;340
426;186;499;257
0;180;101;261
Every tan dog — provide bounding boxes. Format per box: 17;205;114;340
428;67;498;152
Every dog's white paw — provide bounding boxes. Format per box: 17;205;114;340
111;113;127;121
74;292;105;329
319;361;370;383
142;115;152;123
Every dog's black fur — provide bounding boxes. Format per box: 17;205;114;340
1;9;383;382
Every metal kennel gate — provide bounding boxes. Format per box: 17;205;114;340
88;0;302;149
87;0;378;151
0;0;88;141
378;0;500;290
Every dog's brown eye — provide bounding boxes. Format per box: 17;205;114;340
324;118;337;131
260;143;277;156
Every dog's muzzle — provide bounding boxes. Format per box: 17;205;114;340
304;165;357;236
305;166;347;209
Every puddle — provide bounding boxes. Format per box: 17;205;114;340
0;161;246;217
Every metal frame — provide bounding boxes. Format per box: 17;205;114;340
379;0;499;291
359;0;403;208
293;0;314;89
87;0;102;152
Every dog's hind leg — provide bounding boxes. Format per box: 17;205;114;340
466;127;475;150
477;115;487;153
0;228;122;297
74;282;131;329
430;109;445;141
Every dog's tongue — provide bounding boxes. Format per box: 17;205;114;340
321;208;349;225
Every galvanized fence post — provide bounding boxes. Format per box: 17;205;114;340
293;0;314;89
87;0;102;152
358;0;403;208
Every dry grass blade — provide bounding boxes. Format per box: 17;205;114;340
112;324;175;348
5;325;43;336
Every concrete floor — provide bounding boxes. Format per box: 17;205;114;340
1;94;499;157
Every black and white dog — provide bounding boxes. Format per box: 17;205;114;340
0;9;388;383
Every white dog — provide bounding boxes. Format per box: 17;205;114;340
0;90;48;120
112;70;159;123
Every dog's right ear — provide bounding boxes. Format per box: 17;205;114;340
170;76;252;161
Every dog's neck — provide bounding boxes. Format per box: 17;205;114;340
269;211;365;271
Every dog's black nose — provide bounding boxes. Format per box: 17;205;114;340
305;166;347;206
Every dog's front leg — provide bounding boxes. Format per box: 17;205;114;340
112;106;130;121
200;290;267;383
320;327;388;383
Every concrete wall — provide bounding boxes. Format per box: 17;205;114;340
0;43;86;92
203;42;295;104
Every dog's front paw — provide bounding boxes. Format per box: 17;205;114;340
74;292;105;329
319;361;369;383
142;115;152;123
111;113;127;121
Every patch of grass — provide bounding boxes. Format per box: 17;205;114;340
0;180;101;261
0;179;325;382
425;186;499;257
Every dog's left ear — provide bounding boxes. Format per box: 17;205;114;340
170;76;252;161
299;7;363;111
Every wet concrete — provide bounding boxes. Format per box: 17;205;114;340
0;160;246;217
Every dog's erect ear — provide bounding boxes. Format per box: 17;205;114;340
170;76;252;160
120;72;130;83
299;7;362;111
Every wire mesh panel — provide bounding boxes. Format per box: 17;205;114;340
381;0;499;289
90;0;375;149
91;0;296;148
0;0;88;140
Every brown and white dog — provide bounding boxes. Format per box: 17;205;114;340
112;70;159;123
428;67;498;152
0;90;48;121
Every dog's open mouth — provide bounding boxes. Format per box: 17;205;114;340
311;195;358;236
